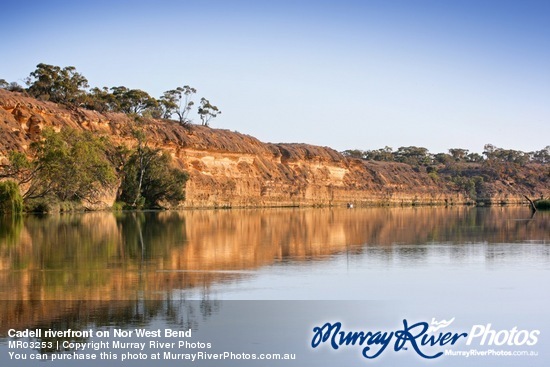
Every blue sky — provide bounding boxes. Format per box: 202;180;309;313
2;0;549;153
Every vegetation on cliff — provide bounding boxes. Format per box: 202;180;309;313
343;144;549;203
118;128;188;209
342;144;549;166
0;181;23;214
2;63;221;127
0;124;188;212
1;64;548;210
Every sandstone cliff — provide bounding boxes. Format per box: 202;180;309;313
0;89;546;208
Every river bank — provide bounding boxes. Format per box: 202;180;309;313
1;89;547;211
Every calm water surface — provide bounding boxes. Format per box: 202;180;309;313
0;207;548;301
1;207;549;366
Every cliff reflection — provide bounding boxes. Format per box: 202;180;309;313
0;207;548;302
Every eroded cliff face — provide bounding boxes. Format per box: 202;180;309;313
0;90;544;207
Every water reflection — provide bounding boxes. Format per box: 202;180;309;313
0;207;548;302
0;299;220;353
1;207;549;357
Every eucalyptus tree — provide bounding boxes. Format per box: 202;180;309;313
84;86;117;112
26;63;89;106
110;86;158;115
118;126;188;209
160;85;196;125
1;128;117;203
198;97;221;126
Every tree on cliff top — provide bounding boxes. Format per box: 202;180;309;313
1;79;27;93
110;86;158;115
160;85;196;126
198;97;221;126
26;63;89;106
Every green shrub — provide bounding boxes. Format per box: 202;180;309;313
111;201;126;211
118;148;188;209
0;181;23;214
24;197;57;213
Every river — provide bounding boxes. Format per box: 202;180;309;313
0;207;548;366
